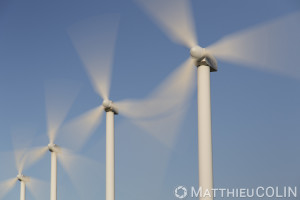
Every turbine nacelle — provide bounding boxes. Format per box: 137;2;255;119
48;143;61;153
190;46;218;72
102;100;118;114
17;174;30;182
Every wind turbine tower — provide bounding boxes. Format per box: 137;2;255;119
103;100;118;200
48;143;60;200
191;47;217;200
17;174;30;200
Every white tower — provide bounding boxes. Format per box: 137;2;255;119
17;174;30;200
48;144;60;200
191;46;217;200
103;100;118;200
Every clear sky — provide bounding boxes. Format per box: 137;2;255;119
0;0;299;200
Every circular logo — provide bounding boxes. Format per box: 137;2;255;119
175;186;188;199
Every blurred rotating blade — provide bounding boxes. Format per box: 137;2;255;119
58;105;104;151
11;127;35;173
0;178;17;199
130;106;187;148
116;58;195;149
45;80;81;144
14;147;48;174
135;0;197;48
68;14;120;100
13;148;26;174
57;148;103;199
116;57;196;119
207;11;300;78
27;178;49;200
25;147;48;169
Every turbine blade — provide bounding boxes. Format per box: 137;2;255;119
24;146;48;169
45;79;81;144
12;147;48;174
11;127;35;173
57;148;104;199
0;178;17;199
68;14;120;100
27;178;49;200
207;11;300;78
116;58;195;149
13;149;26;174
135;0;197;48
11;128;48;172
129;107;187;149
58;105;104;151
116;58;196;119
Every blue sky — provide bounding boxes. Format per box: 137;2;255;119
0;0;299;199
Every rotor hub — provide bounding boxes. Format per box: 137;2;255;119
190;46;218;72
17;174;30;182
102;100;118;114
48;143;61;153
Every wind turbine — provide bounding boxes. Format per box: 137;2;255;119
11;79;96;200
67;15;120;200
0;80;92;200
43;79;82;200
67;14;200;200
0;172;30;200
42;79;104;200
134;0;300;199
0;170;30;200
0;137;48;200
17;174;30;200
